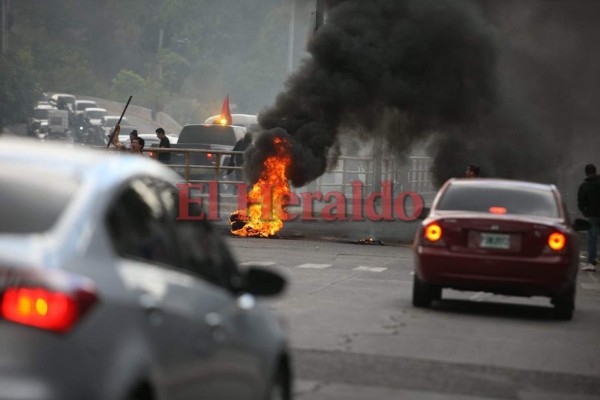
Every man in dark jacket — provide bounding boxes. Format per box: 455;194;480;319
226;132;253;194
577;163;600;271
155;127;171;163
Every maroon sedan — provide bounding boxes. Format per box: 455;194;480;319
413;178;588;320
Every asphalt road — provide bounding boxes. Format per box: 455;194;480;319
225;235;600;400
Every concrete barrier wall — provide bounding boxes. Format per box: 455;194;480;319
79;95;183;135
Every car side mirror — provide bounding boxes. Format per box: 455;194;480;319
238;266;286;297
417;207;430;220
573;218;591;232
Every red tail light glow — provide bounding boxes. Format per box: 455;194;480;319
0;271;98;334
424;223;442;242
548;232;566;251
206;153;214;159
489;206;507;214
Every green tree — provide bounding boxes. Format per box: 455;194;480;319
111;69;146;100
0;49;37;133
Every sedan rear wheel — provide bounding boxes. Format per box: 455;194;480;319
412;274;439;308
552;283;575;321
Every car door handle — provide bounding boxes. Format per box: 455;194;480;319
205;312;226;342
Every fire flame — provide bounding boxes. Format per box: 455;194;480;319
230;137;291;237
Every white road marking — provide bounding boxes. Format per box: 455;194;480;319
354;266;388;272
297;263;332;269
239;261;276;267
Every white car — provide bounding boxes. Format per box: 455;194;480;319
204;113;258;129
0;137;292;400
83;107;108;126
74;100;99;116
101;115;130;128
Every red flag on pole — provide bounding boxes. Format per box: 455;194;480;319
219;94;232;126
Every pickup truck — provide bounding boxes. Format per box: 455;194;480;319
163;124;246;182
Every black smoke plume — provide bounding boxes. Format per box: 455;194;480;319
246;0;553;187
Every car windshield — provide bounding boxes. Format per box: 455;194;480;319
87;110;107;119
33;108;49;119
436;184;560;218
103;117;128;126
179;125;238;146
77;102;96;111
0;166;80;233
57;96;75;105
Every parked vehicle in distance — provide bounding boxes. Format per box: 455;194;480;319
46;109;70;138
413;178;589;320
168;124;246;181
204;113;258;129
28;103;56;136
102;115;130;128
74;100;99;116
0;137;292;400
102;116;131;135
83;107;108;126
49;93;76;110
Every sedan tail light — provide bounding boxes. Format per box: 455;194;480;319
420;222;445;247
424;223;443;242
0;269;98;334
547;232;567;252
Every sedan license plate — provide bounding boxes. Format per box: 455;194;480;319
479;233;510;249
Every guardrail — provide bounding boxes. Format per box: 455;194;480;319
142;147;436;202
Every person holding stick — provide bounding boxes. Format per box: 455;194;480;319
109;125;144;155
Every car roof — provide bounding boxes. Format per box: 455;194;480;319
84;107;107;112
0;137;181;267
51;93;76;100
446;178;556;192
35;104;55;110
204;114;257;127
0;137;178;190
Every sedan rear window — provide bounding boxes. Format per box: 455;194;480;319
437;185;559;218
0;168;80;233
178;125;238;146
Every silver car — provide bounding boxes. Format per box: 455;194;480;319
0;138;292;400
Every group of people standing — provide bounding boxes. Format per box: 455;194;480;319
109;125;171;163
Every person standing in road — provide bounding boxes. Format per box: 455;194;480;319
465;164;480;178
129;130;139;150
227;132;253;179
131;137;145;155
578;163;600;271
226;132;253;194
155;127;171;163
110;125;145;156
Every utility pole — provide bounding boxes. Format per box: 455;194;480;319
1;0;8;57
157;28;164;81
315;0;326;31
287;0;296;73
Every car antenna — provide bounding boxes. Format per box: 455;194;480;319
106;95;133;149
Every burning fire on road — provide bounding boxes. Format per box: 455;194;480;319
230;137;291;237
